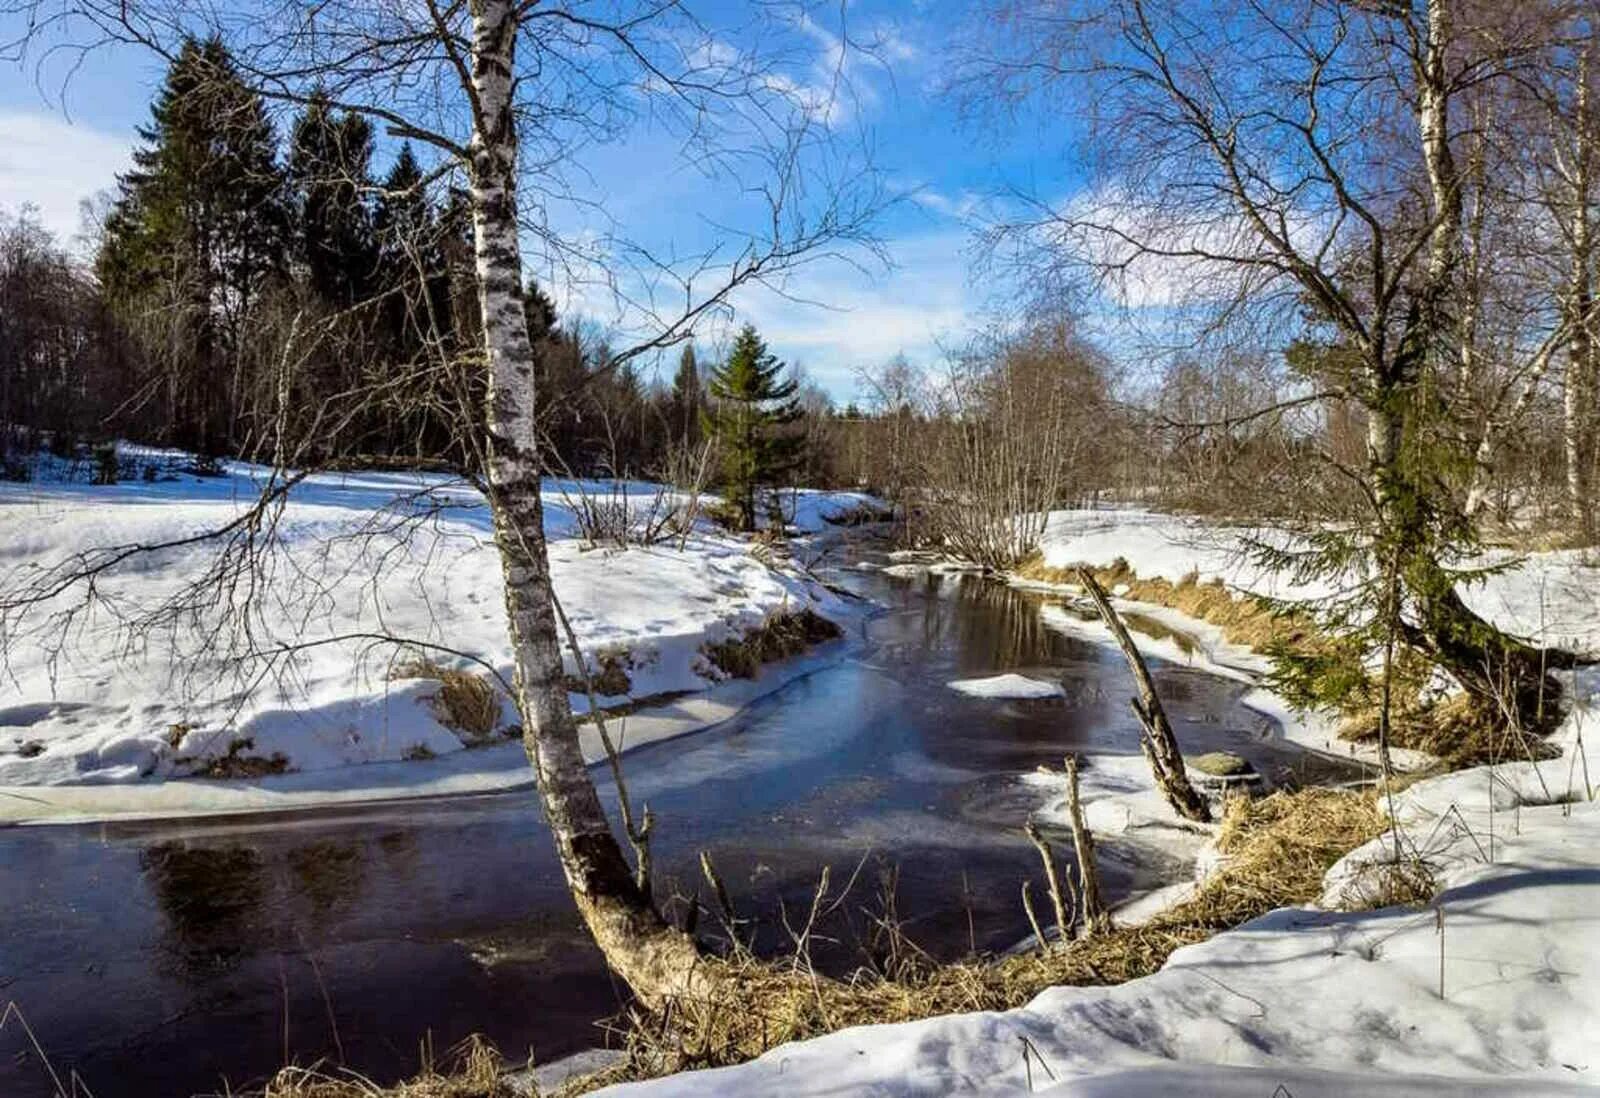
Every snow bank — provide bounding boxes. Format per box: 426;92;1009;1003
948;673;1066;700
601;729;1600;1098
1037;508;1600;655
0;454;868;799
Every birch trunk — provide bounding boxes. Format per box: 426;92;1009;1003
1564;49;1595;537
466;0;705;1009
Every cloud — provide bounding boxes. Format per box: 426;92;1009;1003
0;110;134;246
725;228;975;396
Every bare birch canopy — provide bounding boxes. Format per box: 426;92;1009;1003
958;0;1566;359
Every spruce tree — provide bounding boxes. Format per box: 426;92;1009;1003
704;324;801;531
670;342;703;445
97;36;288;455
289;93;376;307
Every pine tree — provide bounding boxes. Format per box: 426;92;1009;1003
289;93;376;307
704;324;801;531
97;36;288;455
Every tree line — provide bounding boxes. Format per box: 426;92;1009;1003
0;37;822;513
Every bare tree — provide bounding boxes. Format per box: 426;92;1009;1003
2;0;884;1007
958;0;1571;721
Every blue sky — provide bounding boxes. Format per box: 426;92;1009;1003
0;1;1090;401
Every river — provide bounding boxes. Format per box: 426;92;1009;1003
0;560;1356;1097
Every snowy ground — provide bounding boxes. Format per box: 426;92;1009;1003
0;449;875;811
1034;508;1600;655
1004;507;1598;871
601;672;1600;1098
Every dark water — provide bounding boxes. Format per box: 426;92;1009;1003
0;567;1352;1097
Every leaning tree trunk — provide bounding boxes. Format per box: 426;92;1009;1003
1076;568;1210;823
467;0;706;1010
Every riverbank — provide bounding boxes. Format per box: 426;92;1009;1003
0;453;875;818
594;671;1600;1097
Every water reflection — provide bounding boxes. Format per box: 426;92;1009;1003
287;840;364;924
140;841;269;982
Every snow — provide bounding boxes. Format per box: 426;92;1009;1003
947;673;1066;699
601;700;1600;1098
0;450;870;809
1036;508;1600;655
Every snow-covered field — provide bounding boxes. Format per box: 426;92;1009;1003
602;670;1600;1098
0;450;874;807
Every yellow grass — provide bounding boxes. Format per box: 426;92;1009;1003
391;659;502;740
1014;554;1319;652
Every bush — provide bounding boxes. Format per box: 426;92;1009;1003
91;442;119;485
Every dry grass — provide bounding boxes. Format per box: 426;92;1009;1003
557;788;1385;1095
700;608;842;680
393;659;502;740
1338;692;1561;766
1337;857;1439;911
185;735;292;779
564;648;634;697
260;1036;517;1098
1015;554;1320;653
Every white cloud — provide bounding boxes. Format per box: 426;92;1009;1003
0;110;133;246
725;228;975;396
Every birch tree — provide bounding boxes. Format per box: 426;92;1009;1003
2;0;883;1007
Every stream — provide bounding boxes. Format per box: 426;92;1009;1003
0;558;1361;1097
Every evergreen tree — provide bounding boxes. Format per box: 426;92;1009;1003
669;342;702;445
373;144;442;345
98;36;288;455
704;323;801;531
288;93;376;307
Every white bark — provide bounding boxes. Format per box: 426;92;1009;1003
466;0;704;1008
1564;48;1595;533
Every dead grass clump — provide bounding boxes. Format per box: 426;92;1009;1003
700;609;842;680
565;649;634;697
189;736;292;779
261;1036;515;1098
1340;858;1439;911
558;789;1385;1095
1338;691;1561;767
1014;553;1318;653
393;659;502;740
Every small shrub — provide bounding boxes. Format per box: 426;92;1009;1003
704;498;746;532
403;743;437;762
91;442;119;485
